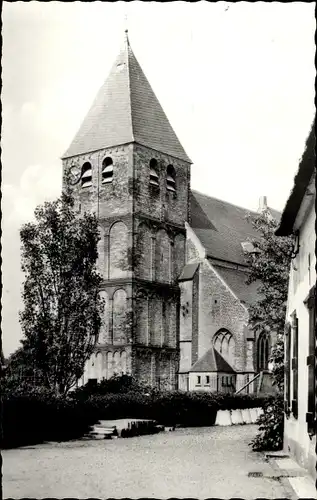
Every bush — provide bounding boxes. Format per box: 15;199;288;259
249;394;284;451
73;374;152;398
1;386;99;449
71;383;270;428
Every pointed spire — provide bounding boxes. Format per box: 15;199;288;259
124;28;130;47
62;34;191;163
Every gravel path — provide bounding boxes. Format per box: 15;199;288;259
3;424;291;498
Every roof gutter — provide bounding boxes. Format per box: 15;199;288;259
275;119;316;237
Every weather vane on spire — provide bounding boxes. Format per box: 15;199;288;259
124;9;129;36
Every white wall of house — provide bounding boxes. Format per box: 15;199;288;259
284;180;316;480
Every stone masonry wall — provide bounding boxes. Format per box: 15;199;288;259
64;142;190;390
133;144;190;226
198;260;249;373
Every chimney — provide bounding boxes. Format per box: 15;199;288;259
258;196;268;213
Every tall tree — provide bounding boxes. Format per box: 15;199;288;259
244;210;294;390
19;186;103;396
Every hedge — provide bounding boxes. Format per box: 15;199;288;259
1;384;270;449
72;390;269;427
1;387;98;449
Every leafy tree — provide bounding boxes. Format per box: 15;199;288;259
19;185;104;397
244;210;294;390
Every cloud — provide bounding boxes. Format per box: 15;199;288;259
3;163;62;225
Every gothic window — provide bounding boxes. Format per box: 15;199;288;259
213;329;235;367
102;157;113;184
166;164;176;192
149;159;159;188
81;162;92;188
257;332;270;371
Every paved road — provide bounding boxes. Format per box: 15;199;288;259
3;425;292;499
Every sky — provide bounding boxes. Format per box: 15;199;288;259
1;1;315;357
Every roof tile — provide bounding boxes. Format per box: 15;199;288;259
190;347;235;373
63;36;191;163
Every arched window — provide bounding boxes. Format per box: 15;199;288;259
155;229;170;283
149;159;159;187
213;329;235;367
135;291;149;345
81;162;92;188
112;289;128;345
102;157;113;184
166;165;176;192
257;332;270;371
109;222;129;279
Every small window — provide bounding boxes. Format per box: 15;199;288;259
87;378;97;387
206;375;210;384
166;165;176;192
102;157;113;184
81;162;92;188
197;375;201;385
149;159;159;187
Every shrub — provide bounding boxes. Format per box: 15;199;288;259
1;387;98;449
249;394;284;451
73;374;152;398
71;384;270;428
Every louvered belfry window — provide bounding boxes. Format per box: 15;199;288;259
166;165;176;192
291;312;299;419
81;162;92;188
149;159;159;187
284;322;291;414
102;157;113;184
305;285;316;434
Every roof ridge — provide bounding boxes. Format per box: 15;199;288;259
191;190;259;215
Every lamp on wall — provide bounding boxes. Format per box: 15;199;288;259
291;231;300;260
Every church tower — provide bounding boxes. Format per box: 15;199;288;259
62;32;192;390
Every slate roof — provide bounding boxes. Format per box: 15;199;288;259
276;118;316;236
190;191;261;266
212;263;261;306
179;262;200;282
190;347;235;373
62;34;191;163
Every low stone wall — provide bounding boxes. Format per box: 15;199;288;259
215;407;263;426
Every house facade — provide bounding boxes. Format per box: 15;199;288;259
62;32;279;393
275;120;316;479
